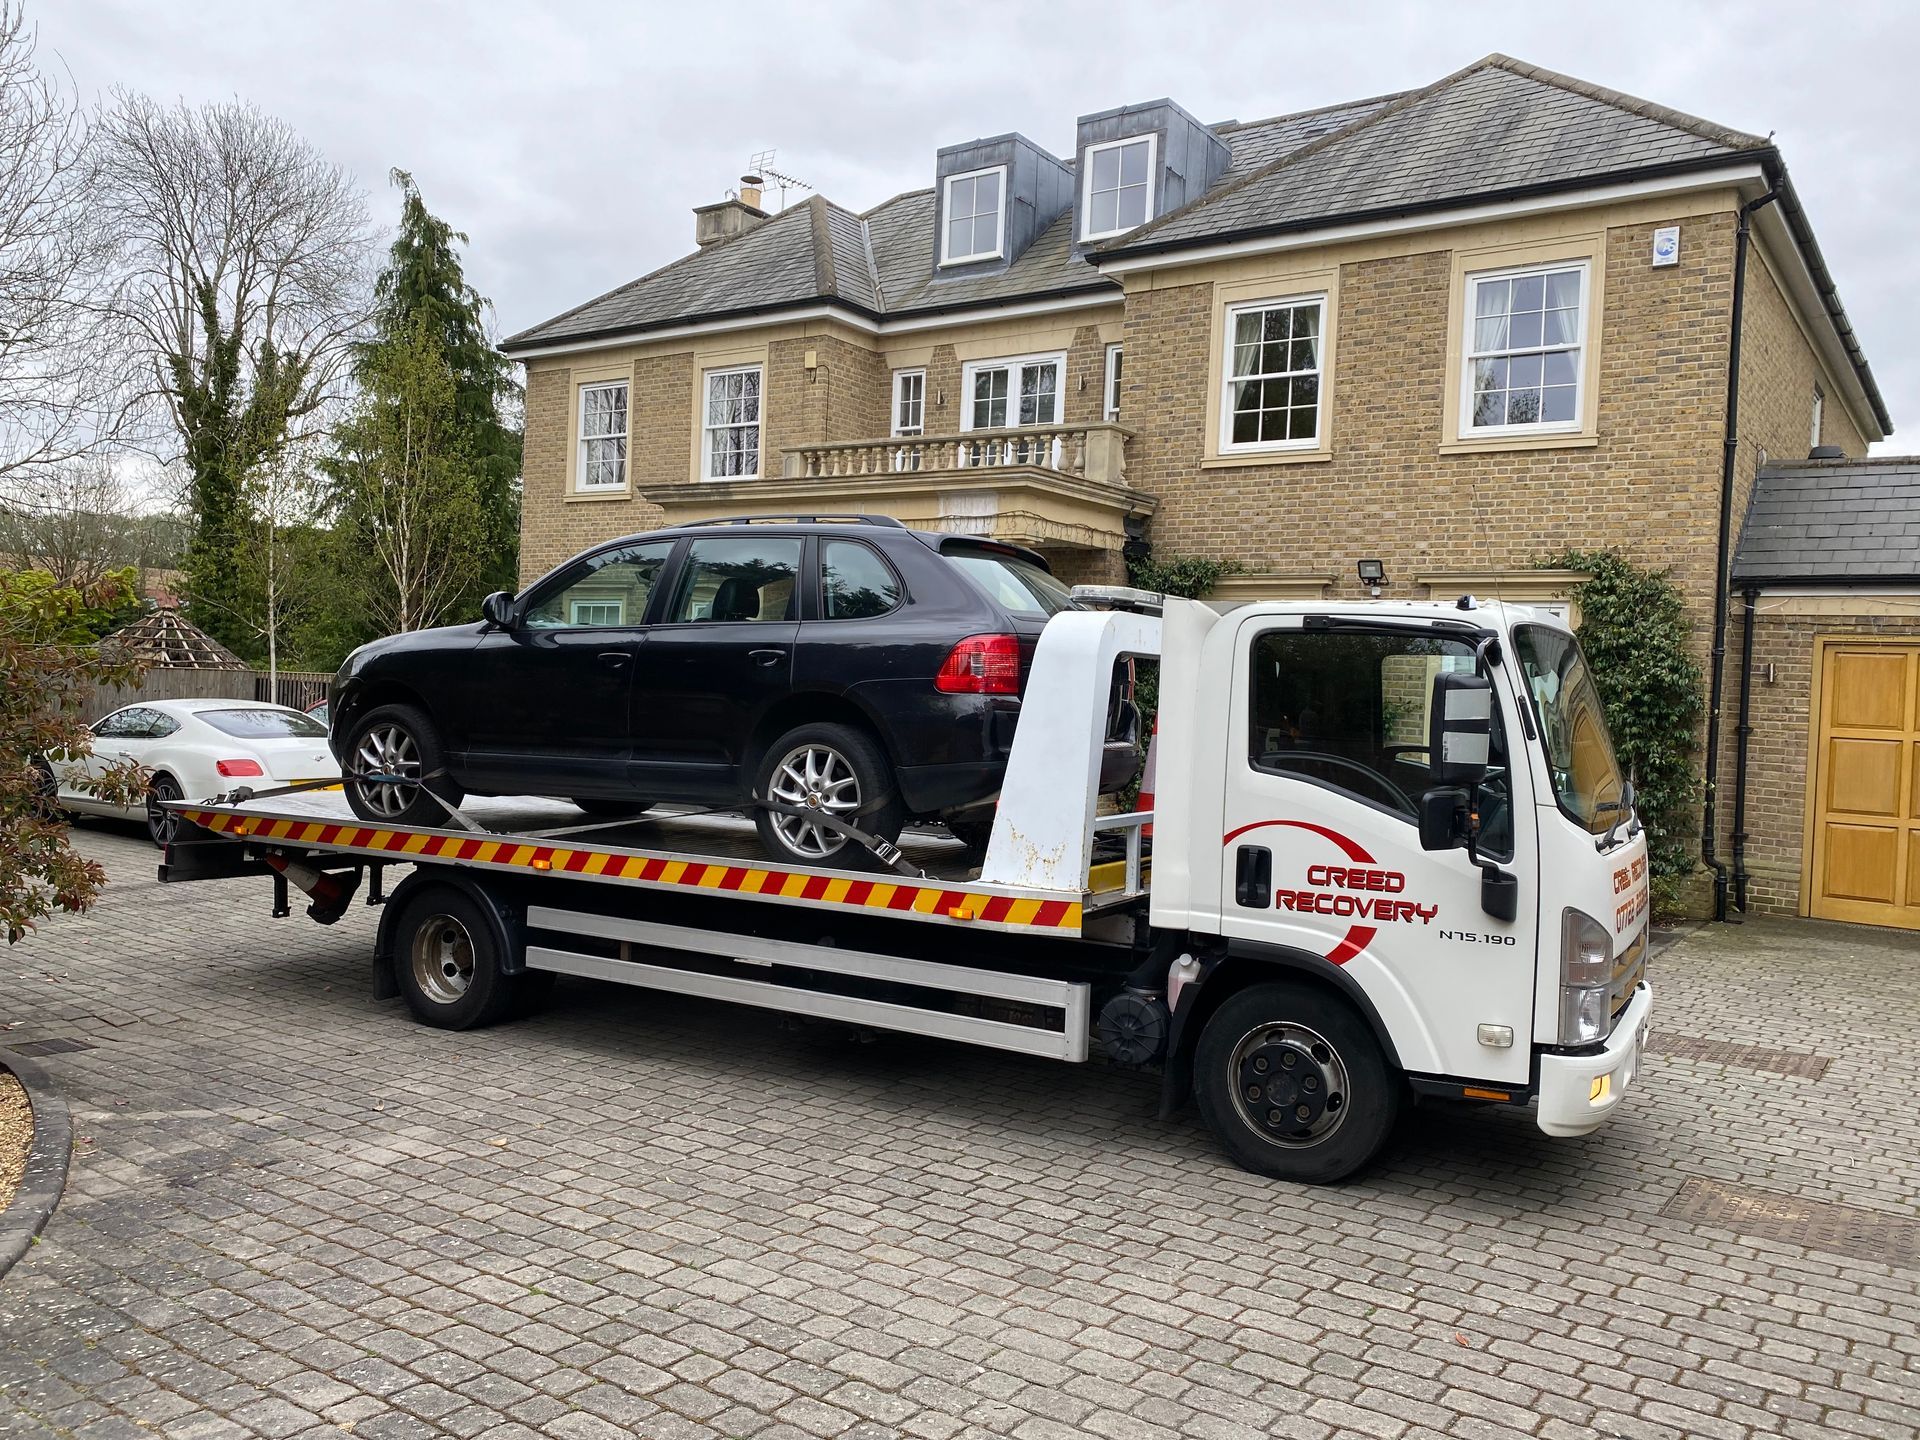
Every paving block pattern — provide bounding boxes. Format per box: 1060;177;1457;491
1;825;1917;1439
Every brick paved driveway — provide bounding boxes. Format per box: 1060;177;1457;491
2;823;1917;1440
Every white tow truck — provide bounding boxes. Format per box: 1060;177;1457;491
160;592;1653;1183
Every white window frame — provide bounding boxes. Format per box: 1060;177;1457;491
959;352;1067;432
940;164;1007;267
1081;134;1158;242
569;599;625;626
1103;343;1124;423
1218;295;1327;455
891;369;926;436
577;380;628;490
701;364;763;481
1459;260;1590;438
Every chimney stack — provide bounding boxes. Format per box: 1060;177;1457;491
693;185;769;248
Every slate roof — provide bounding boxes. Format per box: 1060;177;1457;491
498;54;1886;434
1102;57;1763;255
1733;459;1920;585
497;92;1412;351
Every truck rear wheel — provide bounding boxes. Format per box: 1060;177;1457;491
1193;981;1399;1184
390;885;523;1030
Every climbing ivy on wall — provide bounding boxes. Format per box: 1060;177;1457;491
1545;549;1706;898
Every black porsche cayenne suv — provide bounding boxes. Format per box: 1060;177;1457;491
329;516;1139;867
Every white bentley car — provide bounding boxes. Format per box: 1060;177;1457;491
47;699;339;848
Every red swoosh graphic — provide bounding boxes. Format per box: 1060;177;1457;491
1222;818;1377;966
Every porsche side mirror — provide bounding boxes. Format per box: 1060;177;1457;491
481;591;517;628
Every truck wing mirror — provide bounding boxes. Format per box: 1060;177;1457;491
1428;670;1493;787
481;590;517;628
1418;787;1468;851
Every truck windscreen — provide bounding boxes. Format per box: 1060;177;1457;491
1513;625;1627;835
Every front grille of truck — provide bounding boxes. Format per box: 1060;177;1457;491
1610;928;1647;1019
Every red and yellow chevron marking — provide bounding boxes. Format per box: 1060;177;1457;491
178;808;1083;932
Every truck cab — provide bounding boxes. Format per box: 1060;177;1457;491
1142;596;1652;1179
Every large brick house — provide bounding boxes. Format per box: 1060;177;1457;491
501;54;1907;927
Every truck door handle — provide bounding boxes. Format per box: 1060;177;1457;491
748;648;786;667
598;651;630;670
1234;846;1272;908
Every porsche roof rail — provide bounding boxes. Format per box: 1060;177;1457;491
684;514;908;528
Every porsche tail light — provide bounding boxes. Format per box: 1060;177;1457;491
935;634;1021;695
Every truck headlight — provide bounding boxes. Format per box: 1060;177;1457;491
1558;908;1612;1045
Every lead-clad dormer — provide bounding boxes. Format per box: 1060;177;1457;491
932;134;1074;274
1073;99;1231;247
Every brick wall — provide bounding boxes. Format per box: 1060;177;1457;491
1126;214;1736;615
1705;236;1876;889
1731;607;1920;915
518;358;684;584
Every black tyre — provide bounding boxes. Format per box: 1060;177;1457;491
572;797;652;819
1192;981;1401;1184
30;759;59;816
344;702;463;828
752;721;904;870
944;814;995;854
146;772;183;849
390;885;522;1030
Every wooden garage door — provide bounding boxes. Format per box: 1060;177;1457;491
1811;644;1920;928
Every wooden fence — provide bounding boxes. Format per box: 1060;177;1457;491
74;668;333;718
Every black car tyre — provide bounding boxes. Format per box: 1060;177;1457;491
30;758;59;816
572;797;652;819
944;814;995;854
390;885;522;1030
146;773;183;849
1193;981;1400;1184
752;722;904;870
344;703;462;828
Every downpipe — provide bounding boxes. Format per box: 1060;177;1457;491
1730;586;1760;913
1703;190;1777;922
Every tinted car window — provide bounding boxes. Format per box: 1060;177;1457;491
524;541;673;628
146;711;181;738
945;550;1073;617
669;537;802;622
821;541;903;619
199;708;329;739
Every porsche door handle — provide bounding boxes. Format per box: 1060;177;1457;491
748;649;787;667
598;652;630;670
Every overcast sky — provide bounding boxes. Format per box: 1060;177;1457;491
39;0;1920;449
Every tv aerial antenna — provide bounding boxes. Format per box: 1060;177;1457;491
743;149;811;212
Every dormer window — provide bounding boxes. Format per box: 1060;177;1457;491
1082;135;1156;241
941;165;1006;265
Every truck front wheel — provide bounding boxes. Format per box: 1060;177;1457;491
1193;981;1400;1183
390;885;524;1030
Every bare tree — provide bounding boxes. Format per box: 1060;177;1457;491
95;89;372;446
93;88;372;651
0;2;132;485
0;455;139;586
